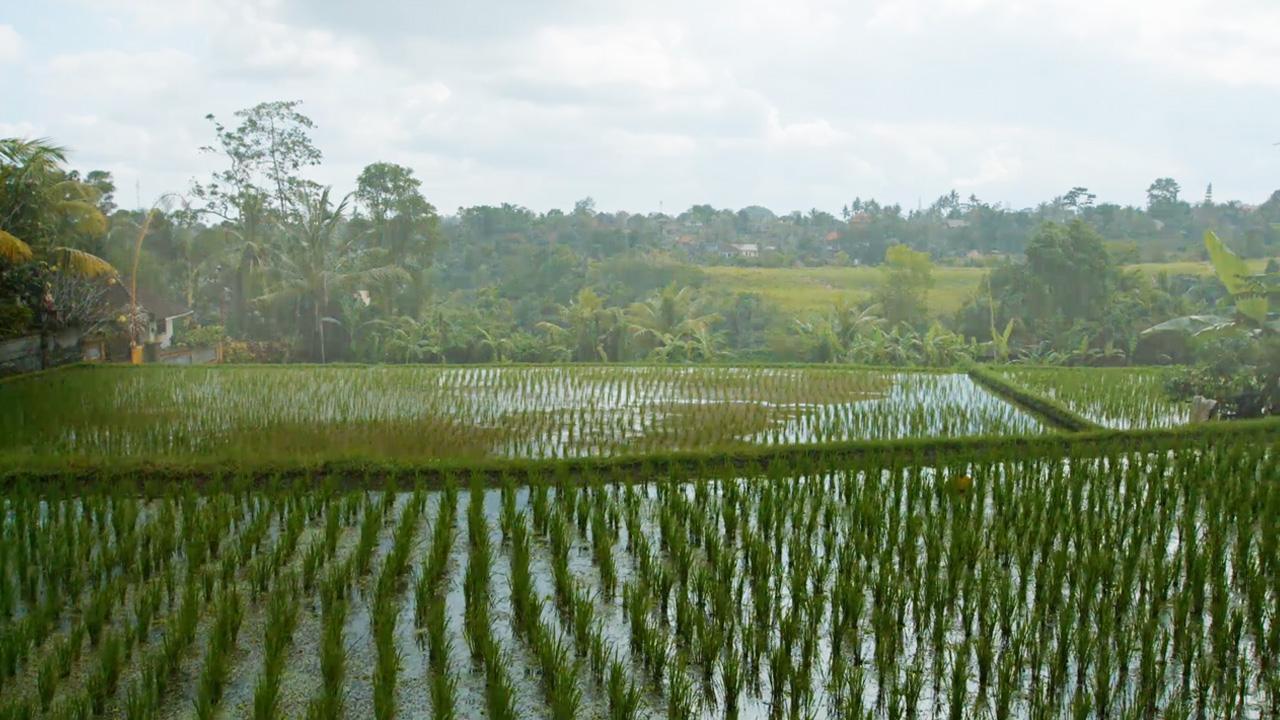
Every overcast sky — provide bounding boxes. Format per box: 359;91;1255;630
3;0;1278;216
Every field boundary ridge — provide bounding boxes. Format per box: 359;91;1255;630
965;363;1103;432
3;417;1276;489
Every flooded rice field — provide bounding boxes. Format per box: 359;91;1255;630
1;366;1047;461
2;442;1273;719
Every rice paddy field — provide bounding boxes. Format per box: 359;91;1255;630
0;365;1049;463
997;367;1188;429
2;362;1275;720
0;440;1275;720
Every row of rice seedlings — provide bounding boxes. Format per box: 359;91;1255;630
413;481;460;719
415;481;458;629
112;490;271;720
461;480;519;720
302;500;345;593
251;571;301;720
306;562;352;720
298;491;384;720
3;487;295;720
352;491;388;581
527;481;645;720
646;484;738;718
779;448;1268;716
504;506;583;720
116;560;209;719
193;571;246;719
4;490;211;718
372;488;427;720
250;495;308;596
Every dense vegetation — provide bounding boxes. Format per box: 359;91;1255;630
2;101;1277;372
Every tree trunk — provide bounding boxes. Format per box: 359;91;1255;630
316;296;326;364
317;275;328;364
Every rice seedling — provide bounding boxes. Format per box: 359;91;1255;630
606;651;644;720
85;628;123;715
305;570;348;720
369;491;424;720
193;584;244;720
415;485;457;633
252;573;301;720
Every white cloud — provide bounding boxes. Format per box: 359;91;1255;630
41;49;198;102
401;82;452;107
218;6;364;75
765;108;848;148
954;147;1024;188
867;0;1280;88
0;25;23;65
2;0;1272;214
0;121;41;139
520;24;716;93
603;129;698;157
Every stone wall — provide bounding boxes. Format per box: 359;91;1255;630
0;328;84;378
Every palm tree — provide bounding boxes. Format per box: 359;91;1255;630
475;327;515;363
627;284;719;359
536;287;629;362
0;138;116;277
254;188;409;362
374;315;443;363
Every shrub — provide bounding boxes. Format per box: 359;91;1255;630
0;301;33;339
221;340;292;364
176;324;226;350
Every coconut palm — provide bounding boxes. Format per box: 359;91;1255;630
254;187;409;362
795;299;884;363
0;138;116;277
374;315;444;363
536;287;629;362
627;283;719;359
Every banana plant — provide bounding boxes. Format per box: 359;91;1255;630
1143;231;1278;338
990;318;1015;362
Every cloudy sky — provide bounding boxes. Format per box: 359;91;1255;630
2;0;1278;216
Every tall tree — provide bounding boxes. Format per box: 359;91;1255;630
873;244;935;328
1146;178;1181;207
254;188;408;362
194;101;323;223
354;162;442;314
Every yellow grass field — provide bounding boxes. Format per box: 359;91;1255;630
704;259;1271;317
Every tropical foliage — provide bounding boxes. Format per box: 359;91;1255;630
1;101;1275;375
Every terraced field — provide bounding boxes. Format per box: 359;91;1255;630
3;362;1273;720
0;365;1047;463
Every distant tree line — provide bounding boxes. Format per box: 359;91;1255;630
2;100;1277;376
